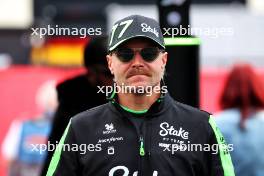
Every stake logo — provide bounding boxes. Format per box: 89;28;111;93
159;122;189;140
141;23;159;37
109;166;158;176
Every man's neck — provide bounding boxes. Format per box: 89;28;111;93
117;85;161;111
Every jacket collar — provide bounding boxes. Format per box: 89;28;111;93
107;82;174;118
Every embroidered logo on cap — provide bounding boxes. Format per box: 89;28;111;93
141;23;159;37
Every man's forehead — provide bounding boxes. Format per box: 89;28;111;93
119;37;158;48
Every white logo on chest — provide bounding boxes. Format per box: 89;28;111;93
103;123;116;134
159;122;189;140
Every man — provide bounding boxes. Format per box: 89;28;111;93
41;36;112;176
46;15;235;176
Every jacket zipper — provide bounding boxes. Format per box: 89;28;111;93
138;121;145;176
139;135;145;156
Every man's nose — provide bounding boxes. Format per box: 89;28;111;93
131;51;144;67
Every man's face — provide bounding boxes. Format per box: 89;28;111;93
106;38;167;90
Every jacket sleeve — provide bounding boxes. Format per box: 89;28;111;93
207;115;235;176
41;80;85;176
41;103;72;176
46;119;80;176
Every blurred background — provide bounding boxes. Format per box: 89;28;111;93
0;0;263;175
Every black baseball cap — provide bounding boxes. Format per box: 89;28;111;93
108;15;165;52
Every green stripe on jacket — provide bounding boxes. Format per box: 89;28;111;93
46;120;71;176
209;115;235;176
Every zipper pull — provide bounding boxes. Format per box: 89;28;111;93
139;136;145;156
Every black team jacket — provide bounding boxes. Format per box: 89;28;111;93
46;93;235;176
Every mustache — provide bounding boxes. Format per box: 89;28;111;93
126;68;151;78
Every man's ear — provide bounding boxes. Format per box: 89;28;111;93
161;52;168;69
106;55;114;74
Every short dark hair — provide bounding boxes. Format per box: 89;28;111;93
84;36;108;69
